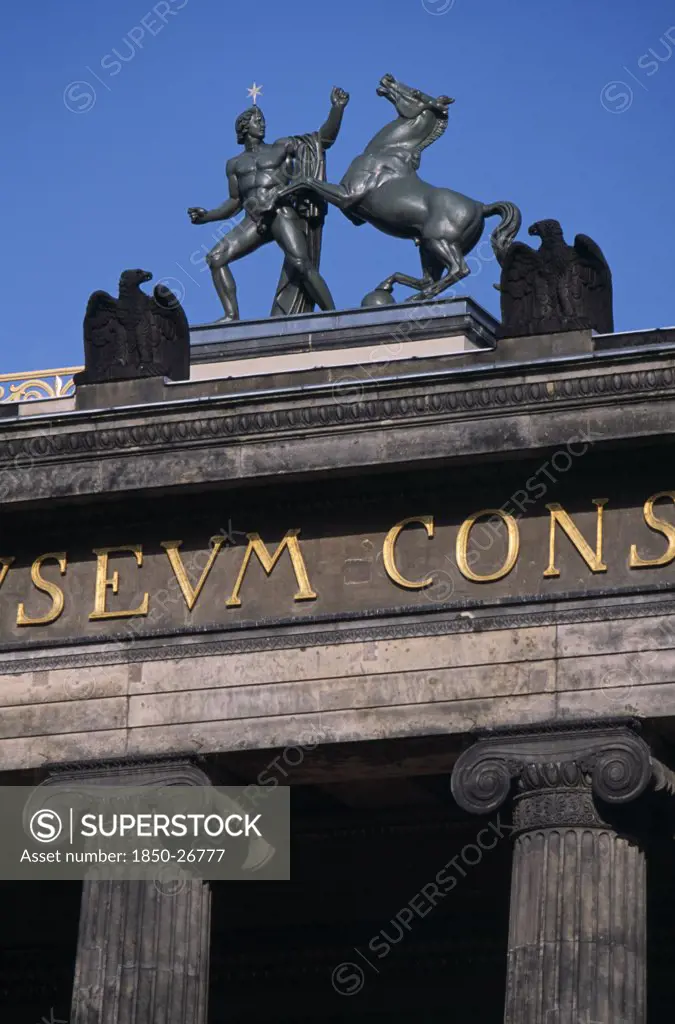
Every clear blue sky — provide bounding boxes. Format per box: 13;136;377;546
1;0;674;372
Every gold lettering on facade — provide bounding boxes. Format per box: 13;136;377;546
630;491;675;568
456;509;520;583
89;545;150;620
161;538;225;610
544;499;608;578
226;530;317;607
17;552;67;627
0;557;15;590
383;516;434;590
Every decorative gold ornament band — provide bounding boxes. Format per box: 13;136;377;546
0;367;81;403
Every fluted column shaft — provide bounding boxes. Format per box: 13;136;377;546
72;875;211;1024
450;722;665;1024
40;758;212;1024
505;775;646;1023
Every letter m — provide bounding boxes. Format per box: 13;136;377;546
226;529;317;607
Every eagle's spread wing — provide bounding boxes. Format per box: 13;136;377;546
142;284;190;378
83;290;127;369
570;234;614;333
498;241;541;336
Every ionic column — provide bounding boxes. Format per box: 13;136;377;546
451;722;673;1024
72;873;210;1023
44;758;212;1024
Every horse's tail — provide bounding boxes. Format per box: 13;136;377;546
483;201;522;262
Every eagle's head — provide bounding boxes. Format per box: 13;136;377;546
120;269;153;288
528;219;564;243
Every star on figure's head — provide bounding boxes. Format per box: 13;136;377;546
247;82;263;105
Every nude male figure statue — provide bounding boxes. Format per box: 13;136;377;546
188;87;349;322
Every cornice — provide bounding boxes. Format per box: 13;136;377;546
0;360;674;470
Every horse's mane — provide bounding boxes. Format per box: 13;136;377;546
418;110;448;153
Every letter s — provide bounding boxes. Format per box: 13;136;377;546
435;867;457;893
526;476;548;501
637;54;659;76
256;769;279;788
368;936;390;959
80;814;96;837
100;54;123;76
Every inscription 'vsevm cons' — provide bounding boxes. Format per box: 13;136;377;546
0;491;673;630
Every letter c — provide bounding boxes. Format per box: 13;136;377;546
383;516;434;589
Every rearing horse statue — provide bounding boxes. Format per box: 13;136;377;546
278;74;522;302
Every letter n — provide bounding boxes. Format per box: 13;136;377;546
544;500;608;578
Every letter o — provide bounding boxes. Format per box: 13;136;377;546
456;509;520;583
204;815;224;837
551;450;573;474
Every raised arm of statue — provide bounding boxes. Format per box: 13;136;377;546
318;86;350;150
188;162;242;225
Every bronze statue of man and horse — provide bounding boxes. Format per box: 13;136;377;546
82;75;613;382
276;73;522;303
188;74;522;317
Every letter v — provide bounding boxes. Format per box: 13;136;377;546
0;557;15;589
160;540;223;611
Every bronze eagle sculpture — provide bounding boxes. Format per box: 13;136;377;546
497;219;613;339
76;269;189;384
